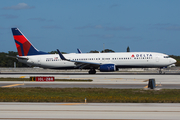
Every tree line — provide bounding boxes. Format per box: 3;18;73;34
0;51;28;67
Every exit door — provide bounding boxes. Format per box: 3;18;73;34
156;57;159;62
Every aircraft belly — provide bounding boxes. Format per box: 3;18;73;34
115;60;166;68
37;60;75;69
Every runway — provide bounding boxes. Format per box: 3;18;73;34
0;102;180;120
0;72;180;120
1;72;180;75
1;82;180;89
1;72;180;89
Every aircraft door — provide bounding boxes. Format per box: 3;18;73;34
156;57;159;62
38;58;41;65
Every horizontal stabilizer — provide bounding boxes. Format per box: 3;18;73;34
6;55;29;60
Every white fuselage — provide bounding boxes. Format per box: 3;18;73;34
18;52;176;70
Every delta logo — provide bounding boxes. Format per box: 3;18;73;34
131;54;152;57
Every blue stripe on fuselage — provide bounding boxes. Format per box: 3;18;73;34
15;40;24;56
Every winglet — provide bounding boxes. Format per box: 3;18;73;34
77;48;82;53
57;49;67;60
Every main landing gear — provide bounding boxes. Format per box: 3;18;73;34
159;68;162;74
159;68;165;74
89;68;96;74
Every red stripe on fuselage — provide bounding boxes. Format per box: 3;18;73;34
14;35;32;56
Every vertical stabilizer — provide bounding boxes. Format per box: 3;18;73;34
11;28;48;56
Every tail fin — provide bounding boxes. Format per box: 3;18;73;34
11;28;48;56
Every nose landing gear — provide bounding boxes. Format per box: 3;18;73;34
159;68;165;74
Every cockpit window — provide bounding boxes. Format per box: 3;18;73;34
164;56;169;58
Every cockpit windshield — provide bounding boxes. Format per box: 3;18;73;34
164;56;169;58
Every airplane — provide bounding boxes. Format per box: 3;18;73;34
11;28;176;74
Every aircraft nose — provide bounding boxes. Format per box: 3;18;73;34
171;58;177;64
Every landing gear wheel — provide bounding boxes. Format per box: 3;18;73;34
159;69;163;74
89;69;96;74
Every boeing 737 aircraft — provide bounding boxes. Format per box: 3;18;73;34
11;28;176;74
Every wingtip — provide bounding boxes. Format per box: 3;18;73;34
57;49;66;60
77;48;82;53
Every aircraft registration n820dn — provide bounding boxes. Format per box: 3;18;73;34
11;28;176;74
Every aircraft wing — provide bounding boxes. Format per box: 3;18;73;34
57;49;101;69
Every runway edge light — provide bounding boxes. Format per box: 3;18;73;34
85;98;87;103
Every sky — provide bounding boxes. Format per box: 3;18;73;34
0;0;180;55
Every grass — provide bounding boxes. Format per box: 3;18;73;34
0;78;93;82
0;88;180;103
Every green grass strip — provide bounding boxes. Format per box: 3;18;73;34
0;78;92;82
0;88;180;103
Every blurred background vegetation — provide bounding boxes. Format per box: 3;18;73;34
0;51;28;67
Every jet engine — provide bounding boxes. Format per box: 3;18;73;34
99;64;116;72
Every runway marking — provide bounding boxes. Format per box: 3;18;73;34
156;84;162;87
2;84;24;88
144;85;148;88
19;76;26;78
143;79;149;82
144;84;161;88
58;103;86;105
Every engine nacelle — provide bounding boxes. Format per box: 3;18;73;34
100;64;116;72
